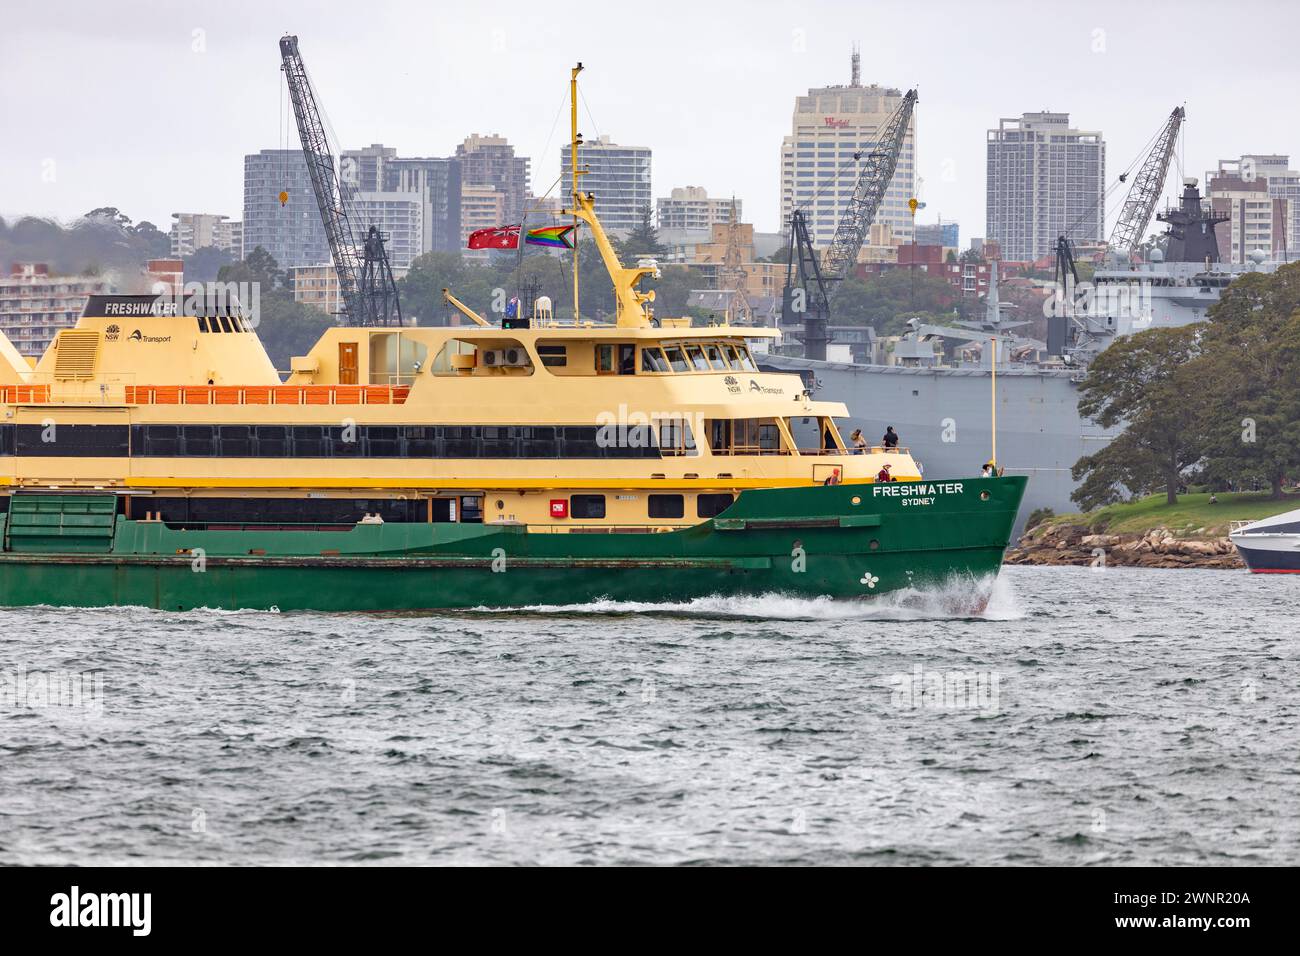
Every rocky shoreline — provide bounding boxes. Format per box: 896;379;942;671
1004;524;1243;569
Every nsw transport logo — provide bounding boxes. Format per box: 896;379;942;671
104;324;120;341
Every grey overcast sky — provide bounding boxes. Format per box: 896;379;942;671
2;0;1297;240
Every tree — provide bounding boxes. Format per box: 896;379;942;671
1072;325;1207;507
832;269;957;334
183;245;235;283
1189;262;1300;498
218;246;286;292
129;220;172;259
616;205;666;261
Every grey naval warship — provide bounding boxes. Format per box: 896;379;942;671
764;179;1286;531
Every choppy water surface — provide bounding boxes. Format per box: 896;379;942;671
1;566;1297;865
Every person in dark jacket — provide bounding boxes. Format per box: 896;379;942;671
882;426;899;449
876;464;894;482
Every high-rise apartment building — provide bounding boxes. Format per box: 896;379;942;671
656;187;737;232
780;61;917;248
986;112;1105;262
560;135;652;236
385;157;462;254
169;213;242;259
242;149;331;268
349;192;424;271
456;134;530;224
1208;155;1298;259
0;264;111;356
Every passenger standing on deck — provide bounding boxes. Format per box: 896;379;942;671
849;429;868;454
876;463;894;482
882;426;899;450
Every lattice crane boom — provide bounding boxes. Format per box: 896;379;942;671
822;88;918;299
279;34;401;326
1108;106;1185;254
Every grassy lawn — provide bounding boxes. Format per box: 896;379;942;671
1042;491;1300;538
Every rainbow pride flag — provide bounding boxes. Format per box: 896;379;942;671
525;224;576;249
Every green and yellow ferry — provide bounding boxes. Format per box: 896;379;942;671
0;105;1023;613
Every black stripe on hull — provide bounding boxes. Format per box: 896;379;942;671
1234;541;1300;573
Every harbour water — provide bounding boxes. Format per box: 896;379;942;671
1;566;1295;866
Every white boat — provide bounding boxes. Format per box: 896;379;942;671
1229;510;1300;573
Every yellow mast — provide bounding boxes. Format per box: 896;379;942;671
990;334;998;468
570;63;583;323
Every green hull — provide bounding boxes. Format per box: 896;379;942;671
0;477;1025;612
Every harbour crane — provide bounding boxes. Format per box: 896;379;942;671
1050;106;1185;357
279;34;402;327
780;89;918;360
1108;106;1185;255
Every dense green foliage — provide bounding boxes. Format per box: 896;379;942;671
1072;262;1300;508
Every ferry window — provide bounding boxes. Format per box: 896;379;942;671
596;344;615;373
664;346;689;373
571;494;606;519
443;425;479;457
717;346;740;370
736;346;758;371
481;425;516;457
367;425;400;457
220;425;252;456
537;345;567;368
460;495;484;523
648;494;684;519
519;425;556;457
697;493;734;518
329;425;363;457
197;317;210;333
561;426;601;457
641;347;669;373
704;344;727;370
657;417;697;455
292;426;324;457
256;425;288;456
402;425;436;457
686;345;710;371
218;316;233;334
182;425;215;456
618;344;635;375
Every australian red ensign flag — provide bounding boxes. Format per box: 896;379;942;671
466;225;520;250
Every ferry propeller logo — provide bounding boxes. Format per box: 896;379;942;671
859;571;879;589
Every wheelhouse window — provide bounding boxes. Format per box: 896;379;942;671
686;345;710;371
664;346;690;373
704;344;727;370
641;347;669;373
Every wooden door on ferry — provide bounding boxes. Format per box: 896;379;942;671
338;342;358;385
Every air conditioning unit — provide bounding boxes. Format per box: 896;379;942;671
482;347;529;367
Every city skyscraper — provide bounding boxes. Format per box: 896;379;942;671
986;112;1105;262
1207;154;1298;260
559;135;652;236
242;149;330;268
657;187;738;232
780;60;917;249
456;134;530;224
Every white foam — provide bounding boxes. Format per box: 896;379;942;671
474;571;1025;622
